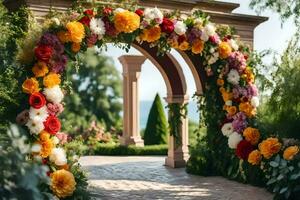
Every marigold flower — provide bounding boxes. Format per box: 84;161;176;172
43;73;61;88
178;41;189;51
57;31;71;43
248;150;262;165
258;137;282;159
218;41;232;59
22;78;40;94
32;62;49;77
39;137;54;158
66;21;85;43
239;102;256;117
222;91;233;102
226;106;237;116
50;169;76;198
243;67;255;83
40;130;51;141
217;79;224;86
114;10;140;33
71;42;81;53
191;39;204;54
283;145;299;161
243;127;260;145
140;26;161;43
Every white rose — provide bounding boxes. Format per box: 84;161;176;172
227;69;240;85
50;148;67;166
251;96;260;108
229;39;239;51
144;7;163;24
52;136;60;145
174;21;187;35
201;23;215;41
228;132;243;149
43;85;64;104
221;123;234;137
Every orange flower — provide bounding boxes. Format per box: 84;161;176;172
191;39;204;54
66;21;85;43
219;87;225;93
32;62;49;77
283;145;299;161
258;138;282;159
239;102;256;117
39;137;54;158
43;73;61;88
114;10;140;33
57;31;71;43
50;169;76;198
140;26;161;43
226;106;237;116
243;67;255;83
248;150;262;165
22;78;40;94
178;41;189;51
218;41;232;59
40;130;51;141
222;91;232;102
168;38;179;48
71;42;81;53
243;127;260;145
217;79;224;86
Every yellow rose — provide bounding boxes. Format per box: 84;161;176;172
243;127;260;145
191;39;204;54
22;78;40;94
71;42;81;53
178;41;189;51
50;169;76;198
218;41;232;59
43;73;61;88
248;150;262;165
140;26;161;43
114;10;140;33
32;62;49;77
66;21;85;43
283;145;299;161
258;138;282;159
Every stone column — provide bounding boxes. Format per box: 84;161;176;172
165;95;190;168
119;55;146;147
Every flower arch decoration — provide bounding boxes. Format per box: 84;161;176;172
16;6;299;199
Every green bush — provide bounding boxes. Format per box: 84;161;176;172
144;94;168;145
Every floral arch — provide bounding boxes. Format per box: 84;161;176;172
16;4;300;199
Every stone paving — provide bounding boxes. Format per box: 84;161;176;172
79;156;273;200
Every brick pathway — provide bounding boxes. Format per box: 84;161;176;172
79;156;273;200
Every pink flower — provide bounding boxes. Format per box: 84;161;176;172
209;34;220;44
47;103;64;116
56;132;68;144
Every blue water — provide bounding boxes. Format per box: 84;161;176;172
140;100;199;129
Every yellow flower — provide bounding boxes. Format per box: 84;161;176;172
248;150;262;165
57;31;71;43
66;21;85;43
178;41;189;51
43;73;61;88
50;169;76;198
258;138;282;159
71;42;81;53
191;39;204;54
32;62;49;77
283;145;299;161
140;26;161;43
114;10;140;33
239;102;256;117
243;127;260;145
222;91;232;102
218;41;232;59
22;78;40;94
39;137;54;158
217;79;224;86
39;130;50;141
243;67;255;83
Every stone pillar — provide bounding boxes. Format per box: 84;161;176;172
165;95;190;168
119;55;146;147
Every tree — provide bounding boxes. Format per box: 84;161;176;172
62;48;122;134
144;94;168;145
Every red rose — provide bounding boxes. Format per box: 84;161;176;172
161;18;174;34
103;7;113;16
135;9;144;16
235;140;254;160
29;92;46;109
44;115;61;135
35;45;53;63
84;9;94;16
79;16;91;27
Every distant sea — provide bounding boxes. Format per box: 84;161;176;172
140;100;199;129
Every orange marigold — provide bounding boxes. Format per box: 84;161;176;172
239;102;256;117
258;138;282;159
218;41;232;59
66;21;85;43
140;26;161;43
217;79;224;86
32;62;49;77
178;41;189;51
283;145;299;161
243;127;260;145
114;10;140;33
57;31;71;43
43;73;61;88
39;137;54;158
168;38;179;48
50;169;76;198
71;42;81;53
248;150;262;165
22;78;40;94
222;91;233;102
226;106;237;116
191;39;204;54
40;130;51;141
243;67;255;84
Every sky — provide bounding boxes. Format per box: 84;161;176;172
101;0;297;102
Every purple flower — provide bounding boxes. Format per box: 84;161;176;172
228;52;246;73
232;112;248;133
39;33;64;54
187;27;202;43
247;84;259;98
50;54;68;73
232;86;248;99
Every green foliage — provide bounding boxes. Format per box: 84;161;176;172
144;94;168;145
62;48;122;134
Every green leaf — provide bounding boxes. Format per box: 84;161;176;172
266;178;277;185
279;187;288;194
270;161;279;167
277;174;284;181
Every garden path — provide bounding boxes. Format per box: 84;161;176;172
79;156;273;200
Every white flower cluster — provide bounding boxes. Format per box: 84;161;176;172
90;18;106;39
174;21;187;35
50;147;67;166
144;7;163;24
227;69;240;85
43;85;64;104
221;123;243;149
201;23;216;41
26;106;48;134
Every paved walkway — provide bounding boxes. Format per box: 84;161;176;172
79;156;273;200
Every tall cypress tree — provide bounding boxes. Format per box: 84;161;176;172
144;94;168;145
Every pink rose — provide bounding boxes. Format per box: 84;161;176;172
56;132;68;144
47;103;64;116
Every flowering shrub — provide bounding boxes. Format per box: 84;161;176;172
15;5;299;199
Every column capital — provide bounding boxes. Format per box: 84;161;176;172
164;95;189;104
118;55;146;73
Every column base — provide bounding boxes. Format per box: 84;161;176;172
119;136;144;147
165;156;189;168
